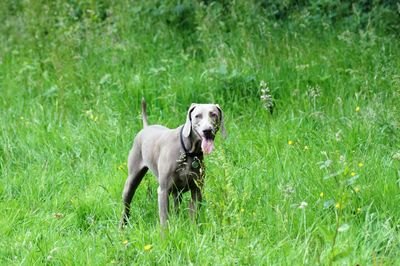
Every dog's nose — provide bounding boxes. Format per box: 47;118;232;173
203;129;213;137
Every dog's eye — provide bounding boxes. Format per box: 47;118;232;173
210;112;217;118
194;114;203;119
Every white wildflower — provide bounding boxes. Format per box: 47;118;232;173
298;201;308;209
259;80;274;113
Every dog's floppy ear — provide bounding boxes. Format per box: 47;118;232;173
215;104;227;138
182;103;197;137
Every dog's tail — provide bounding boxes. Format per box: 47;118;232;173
141;97;149;128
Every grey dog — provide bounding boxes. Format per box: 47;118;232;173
120;99;226;228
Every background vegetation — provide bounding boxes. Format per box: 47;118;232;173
1;0;399;264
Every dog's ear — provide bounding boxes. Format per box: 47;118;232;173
215;104;227;138
183;103;197;137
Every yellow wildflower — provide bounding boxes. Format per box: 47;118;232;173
123;240;128;245
288;140;294;145
355;106;360;112
351;172;356;177
240;208;245;212
320;192;324;198
358;162;363;167
335;203;341;209
144;244;152;251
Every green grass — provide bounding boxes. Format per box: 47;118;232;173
1;1;400;265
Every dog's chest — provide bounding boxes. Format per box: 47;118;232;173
174;153;204;189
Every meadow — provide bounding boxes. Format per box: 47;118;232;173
1;1;399;264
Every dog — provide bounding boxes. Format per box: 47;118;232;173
120;99;226;228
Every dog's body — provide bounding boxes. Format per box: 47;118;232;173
120;99;225;227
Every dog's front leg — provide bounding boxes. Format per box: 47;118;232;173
157;186;169;227
189;188;202;222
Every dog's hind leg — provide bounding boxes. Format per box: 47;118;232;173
120;151;148;228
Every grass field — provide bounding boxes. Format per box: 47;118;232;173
1;1;400;265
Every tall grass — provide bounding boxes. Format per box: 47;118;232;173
1;1;399;264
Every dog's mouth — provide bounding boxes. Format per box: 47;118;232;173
201;130;215;155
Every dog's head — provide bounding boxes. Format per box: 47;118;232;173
182;103;226;155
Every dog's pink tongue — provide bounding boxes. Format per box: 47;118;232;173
201;137;215;155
